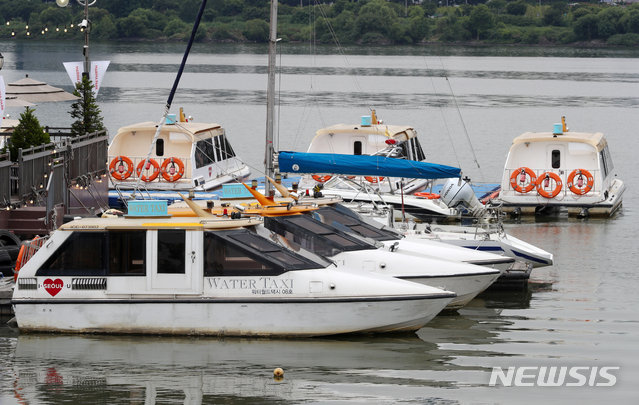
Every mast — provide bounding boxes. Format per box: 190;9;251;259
264;0;278;196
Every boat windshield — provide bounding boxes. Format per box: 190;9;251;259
194;133;237;168
264;215;376;258
308;205;401;242
203;229;324;276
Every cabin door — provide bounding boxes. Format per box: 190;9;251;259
148;230;203;294
546;144;565;171
352;137;366;155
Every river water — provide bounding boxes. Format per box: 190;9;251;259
1;41;638;404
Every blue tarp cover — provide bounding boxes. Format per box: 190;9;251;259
278;151;461;179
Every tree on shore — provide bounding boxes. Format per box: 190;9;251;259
6;107;51;162
69;76;105;137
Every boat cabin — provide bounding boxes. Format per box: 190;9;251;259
497;125;625;216
108;118;250;192
308;121;426;161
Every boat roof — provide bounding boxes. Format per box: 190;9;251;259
315;124;416;140
113;121;224;140
59;215;261;231
512;131;607;150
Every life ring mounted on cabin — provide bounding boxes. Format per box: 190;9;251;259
312;175;332;183
160;157;185;182
567;169;594;195
365;176;385;184
536;172;563;199
414;192;440;200
509;167;537;193
109;156;134;181
14;236;44;282
136;159;161;182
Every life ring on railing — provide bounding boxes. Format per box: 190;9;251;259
536;172;563;198
567;169;594;195
365;176;385;184
136;159;160;182
312;175;332;183
509;167;537;193
13;244;26;282
109;156;134;181
13;236;43;282
160;157;185;182
414;192;440;199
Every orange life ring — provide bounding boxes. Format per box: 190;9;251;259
567;169;594;195
312;175;332;183
109;156;134;181
414;192;440;199
536;172;563;198
136;159;160;182
13;236;43;282
160;157;185;182
14;243;26;282
509;167;537;193
365;176;385;184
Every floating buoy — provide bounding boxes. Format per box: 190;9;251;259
273;367;284;379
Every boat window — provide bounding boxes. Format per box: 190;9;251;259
37;232;106;276
309;206;401;241
354;141;362;155
551;150;561;169
600;145;613;177
399;140;410;159
195;139;214;168
219;135;236;160
413;137;426;161
264;215;376;257
108;230;146;276
157;230;185;274
156;139;164;157
203;230;320;277
214;136;222;162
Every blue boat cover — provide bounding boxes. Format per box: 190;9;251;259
278;151;461;179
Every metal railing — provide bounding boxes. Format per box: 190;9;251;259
3;129;108;212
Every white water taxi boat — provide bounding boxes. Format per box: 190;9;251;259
290;111;461;221
494;119;625;216
108;113;250;193
260;211;501;310
299;111;429;194
11;200;455;336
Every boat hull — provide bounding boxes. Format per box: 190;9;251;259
12;295;451;336
397;272;501;310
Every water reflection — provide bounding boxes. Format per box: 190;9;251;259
2;305;521;405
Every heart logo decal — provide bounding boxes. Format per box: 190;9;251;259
43;278;64;297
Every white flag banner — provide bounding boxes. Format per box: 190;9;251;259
91;60;110;96
63;61;83;86
0;76;5;120
63;60;110;96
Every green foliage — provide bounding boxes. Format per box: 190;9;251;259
164;18;189;39
7;107;51;162
0;0;637;47
506;1;528;16
620;9;639;34
543;5;565;27
574;14;599;41
607;32;639;46
468;4;494;40
243;19;269;42
69;76;105;137
355;0;399;39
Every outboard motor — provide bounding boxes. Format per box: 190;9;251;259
439;178;486;218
